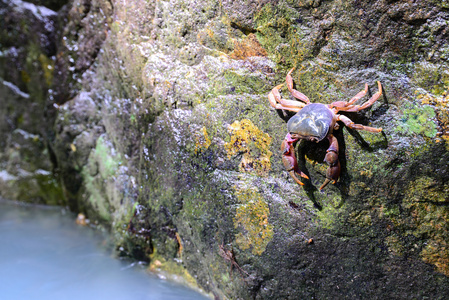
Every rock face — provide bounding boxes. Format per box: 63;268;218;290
2;0;449;298
0;0;67;204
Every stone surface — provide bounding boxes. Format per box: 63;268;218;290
1;0;449;298
0;0;67;204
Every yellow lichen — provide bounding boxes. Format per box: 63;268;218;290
358;162;374;178
175;232;183;259
148;250;203;293
225;119;272;176
421;240;449;277
233;187;274;255
194;126;211;154
229;34;268;60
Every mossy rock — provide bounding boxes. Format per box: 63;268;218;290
3;0;449;298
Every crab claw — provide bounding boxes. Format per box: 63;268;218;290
319;134;341;190
319;151;341;190
281;133;309;186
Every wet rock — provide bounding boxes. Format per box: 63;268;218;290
2;0;449;298
0;0;66;204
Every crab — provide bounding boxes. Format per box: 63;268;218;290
268;68;383;190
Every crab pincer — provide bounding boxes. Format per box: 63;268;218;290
281;133;309;186
319;134;341;190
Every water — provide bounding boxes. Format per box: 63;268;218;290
0;200;208;300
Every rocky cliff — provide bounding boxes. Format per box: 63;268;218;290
1;0;449;298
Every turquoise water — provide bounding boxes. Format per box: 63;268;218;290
0;200;208;300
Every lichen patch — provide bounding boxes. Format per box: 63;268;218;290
225;119;272;176
229;34;268;60
194;126;212;154
233;187;274;255
419;87;449;146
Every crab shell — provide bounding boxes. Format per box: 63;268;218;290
287;103;337;142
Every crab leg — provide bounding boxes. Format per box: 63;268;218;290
334;81;382;112
320;134;341;190
330;83;368;110
337;115;382;133
268;84;306;112
281;133;309;185
347;83;369;105
286;68;311;104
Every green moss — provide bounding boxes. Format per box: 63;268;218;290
379;58;413;76
289;64;340;103
315;195;347;230
82;170;111;221
111;21;120;33
35;174;66;206
81;136;122;222
254;3;310;66
397;105;438;138
419;87;449;146
412;62;449;95
223;70;270;95
14;174;65;205
94;136;121;177
130;114;137;125
382;205;401;218
402;177;449;276
178;189;209;227
343;133;387;184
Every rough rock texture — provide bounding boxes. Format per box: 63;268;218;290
0;0;68;204
2;0;449;298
